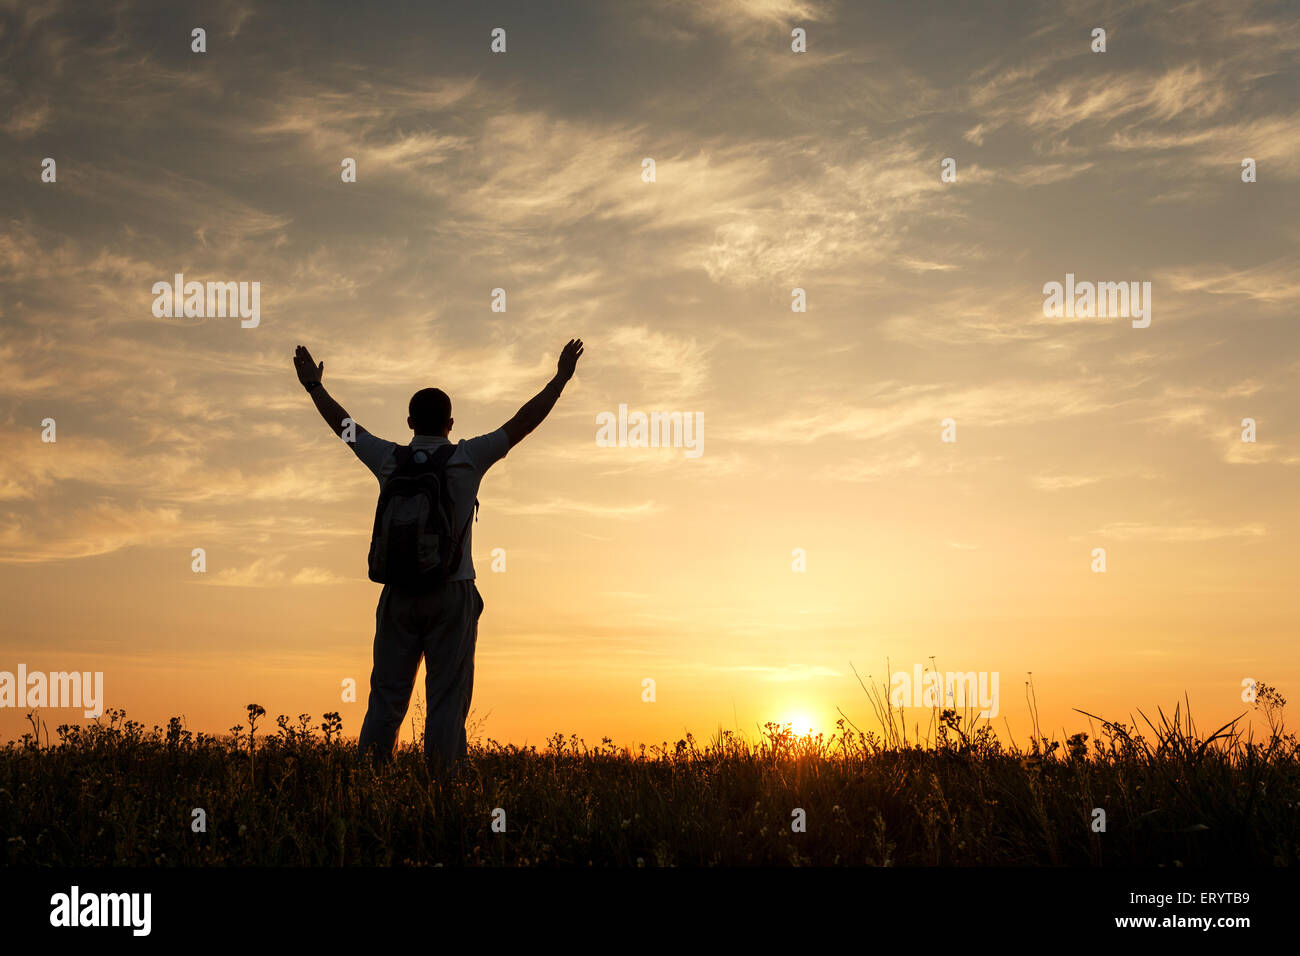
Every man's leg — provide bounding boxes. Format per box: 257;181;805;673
357;584;424;763
422;580;482;773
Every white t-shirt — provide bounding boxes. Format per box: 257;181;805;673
349;427;510;581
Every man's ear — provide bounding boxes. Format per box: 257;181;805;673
407;415;415;431
447;417;454;436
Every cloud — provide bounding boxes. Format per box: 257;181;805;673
1030;474;1101;491
739;377;1123;445
1161;260;1300;306
493;497;665;520
206;556;350;587
0;504;189;563
3;98;51;138
1221;441;1300;466
665;0;832;37
710;664;843;682
605;326;710;396
1089;521;1268;543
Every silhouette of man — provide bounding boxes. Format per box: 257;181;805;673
293;339;584;772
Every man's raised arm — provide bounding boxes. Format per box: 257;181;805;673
294;344;352;437
501;338;584;448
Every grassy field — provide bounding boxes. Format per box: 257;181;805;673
2;684;1296;867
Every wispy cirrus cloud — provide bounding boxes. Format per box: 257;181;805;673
1087;521;1269;543
708;664;844;683
1;0;1298;749
206;555;349;587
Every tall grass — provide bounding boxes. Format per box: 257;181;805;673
1;682;1296;866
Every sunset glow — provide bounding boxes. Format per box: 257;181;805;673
2;0;1297;753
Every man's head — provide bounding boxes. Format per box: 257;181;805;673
408;387;453;437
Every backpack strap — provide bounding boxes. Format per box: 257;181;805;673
390;444;415;477
448;508;473;572
430;443;457;469
390;442;455;478
440;442;475;575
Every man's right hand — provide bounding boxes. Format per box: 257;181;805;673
294;345;324;387
556;338;584;383
503;338;585;448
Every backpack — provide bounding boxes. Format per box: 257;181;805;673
367;443;473;591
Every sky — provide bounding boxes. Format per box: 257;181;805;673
1;0;1298;748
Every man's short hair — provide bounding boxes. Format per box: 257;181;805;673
409;388;452;434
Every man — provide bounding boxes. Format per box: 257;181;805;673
292;339;584;771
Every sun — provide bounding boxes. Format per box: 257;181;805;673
782;711;820;736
